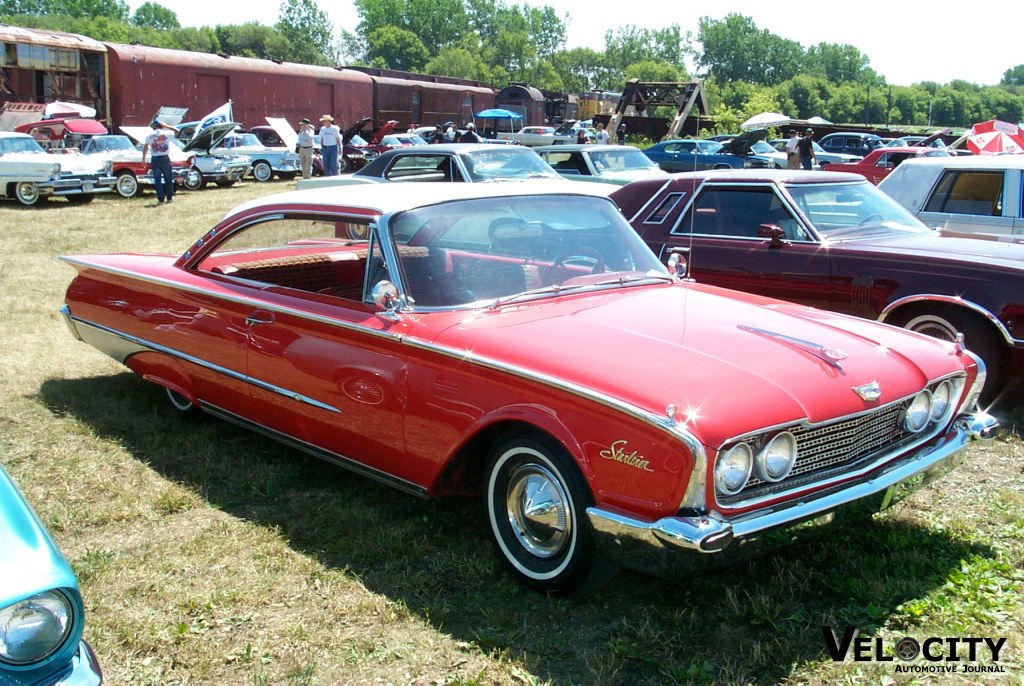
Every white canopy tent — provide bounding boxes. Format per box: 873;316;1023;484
740;112;791;130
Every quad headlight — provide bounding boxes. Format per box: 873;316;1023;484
48;163;61;181
903;390;933;433
715;443;753;496
0;591;74;665
756;431;798;482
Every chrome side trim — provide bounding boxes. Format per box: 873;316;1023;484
200;402;427;498
587;411;997;580
879;293;1022;347
64;313;341;414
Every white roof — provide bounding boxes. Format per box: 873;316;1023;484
226;179;618;219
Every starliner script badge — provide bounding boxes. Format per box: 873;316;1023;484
599;440;655;472
853;381;882;402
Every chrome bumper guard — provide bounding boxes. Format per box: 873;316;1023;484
587;411;999;580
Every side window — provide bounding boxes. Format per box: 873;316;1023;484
383;155;448;182
645;192;686;225
194;216;372;301
676;189;806;240
925;171;1003;216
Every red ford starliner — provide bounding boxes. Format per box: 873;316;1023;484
61;183;998;594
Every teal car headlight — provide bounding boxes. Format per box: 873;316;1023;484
0;591;74;665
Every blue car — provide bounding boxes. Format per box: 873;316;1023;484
642;138;747;172
0;464;102;685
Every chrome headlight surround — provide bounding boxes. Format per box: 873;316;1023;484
756;431;798;482
714;443;753;496
48;163;61;181
903;390;933;433
102;160;113;174
0;591;74;666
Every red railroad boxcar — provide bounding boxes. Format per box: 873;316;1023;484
105;43;375;130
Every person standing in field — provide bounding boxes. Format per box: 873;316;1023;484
142;119;178;205
318;114;341;176
296;118;315;179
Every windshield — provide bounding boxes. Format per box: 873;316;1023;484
587;148;659;171
223;133;261;148
749;141;778;155
0;136;47;154
86;136;136;152
459;148;560;181
787;182;930;238
387;194;668;307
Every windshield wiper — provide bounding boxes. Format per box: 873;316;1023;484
488;283;592;309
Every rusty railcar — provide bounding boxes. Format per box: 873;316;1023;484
494;83;546;127
345;66;495;130
105;43;374;130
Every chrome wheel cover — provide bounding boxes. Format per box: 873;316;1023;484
505;463;571;558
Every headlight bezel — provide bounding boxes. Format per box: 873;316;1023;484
755;430;798;482
714;442;753;496
0;590;76;666
903;390;934;433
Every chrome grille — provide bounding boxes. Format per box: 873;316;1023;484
731;398;914;499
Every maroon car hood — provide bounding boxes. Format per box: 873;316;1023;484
428;282;964;449
829;228;1024;271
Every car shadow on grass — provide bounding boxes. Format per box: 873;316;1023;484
40;373;1005;686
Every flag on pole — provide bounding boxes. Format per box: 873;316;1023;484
191;101;233;142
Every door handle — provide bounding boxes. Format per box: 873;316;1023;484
245;311;275;326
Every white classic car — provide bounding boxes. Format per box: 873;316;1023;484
0;131;116;206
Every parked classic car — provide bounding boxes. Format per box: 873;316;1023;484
817;132;886;160
610;170;1024;396
768;138;860;169
214;131;300;182
825;146;950;184
641;139;747;172
497;120;577;146
80;134;196;197
13;116;108;152
0;463;103;685
878;155;1024;238
60;181;997;594
295;144;563;188
535;144;668;184
0;132;116;205
123;124;251;190
248;126;373;174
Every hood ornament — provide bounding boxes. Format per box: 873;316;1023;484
738;325;847;371
853;381;882;402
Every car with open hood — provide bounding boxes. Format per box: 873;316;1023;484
212;131;300;182
80;134;197;197
0;131;116;206
0;463;103;685
610;169;1024;398
59;181;996;595
126;122;252;190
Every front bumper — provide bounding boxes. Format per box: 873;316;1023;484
58;641;103;685
41;174;117;196
587;411;999;580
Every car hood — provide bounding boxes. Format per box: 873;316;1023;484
183;122;238;153
590;168;670;184
721;130;767;156
0;465;78;605
829;227;1024;270
2;150;108;174
428;282;964;449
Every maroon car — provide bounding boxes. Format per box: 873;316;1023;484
610;170;1024;400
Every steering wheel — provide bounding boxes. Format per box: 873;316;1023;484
553;246;605;274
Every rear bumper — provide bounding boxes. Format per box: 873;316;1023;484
587;411;999;580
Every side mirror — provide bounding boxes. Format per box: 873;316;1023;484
757;224;788;246
371;280;402;318
666;246;690;279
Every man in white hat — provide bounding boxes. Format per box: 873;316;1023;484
318;114;341;176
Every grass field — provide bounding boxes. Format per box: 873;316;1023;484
1;183;1022;685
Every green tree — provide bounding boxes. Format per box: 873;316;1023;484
50;0;127;19
215;22;290;61
804;42;868;84
172;26;221;54
697;14;800;85
1001;65;1024;86
131;2;177;31
276;0;336;65
550;47;608;93
366;26;429;71
424;46;493;82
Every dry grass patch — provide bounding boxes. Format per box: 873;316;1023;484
1;182;1022;685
